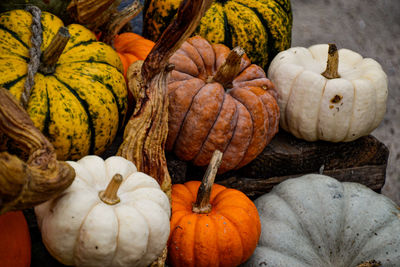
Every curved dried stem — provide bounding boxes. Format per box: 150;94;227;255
142;0;213;83
210;46;245;89
67;0;121;31
192;150;223;214
0;88;75;214
118;0;213;199
101;0;143;45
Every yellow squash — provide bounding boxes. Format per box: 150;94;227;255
0;10;128;160
143;0;293;69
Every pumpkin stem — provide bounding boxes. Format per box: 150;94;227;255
99;174;123;205
192;150;223;214
209;47;245;89
101;0;143;45
356;260;382;267
39;27;70;74
321;43;340;79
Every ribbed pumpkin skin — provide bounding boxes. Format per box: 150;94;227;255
0;10;127;160
0;211;31;267
167;36;279;173
245;175;400;266
113;32;155;78
169;181;261;267
143;0;292;69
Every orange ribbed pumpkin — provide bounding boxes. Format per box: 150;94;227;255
113;32;155;78
0;211;31;267
167;36;279;173
168;151;261;267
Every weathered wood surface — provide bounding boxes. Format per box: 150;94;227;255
167;131;389;199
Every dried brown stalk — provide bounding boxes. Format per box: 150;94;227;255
117;0;212;265
67;0;121;31
67;0;143;38
101;0;143;45
0;88;75;214
192;150;223;214
117;0;213;200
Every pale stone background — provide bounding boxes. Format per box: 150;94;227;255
290;0;400;204
124;0;400;204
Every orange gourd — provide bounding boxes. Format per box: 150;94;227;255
0;211;31;267
168;151;261;267
113;32;155;78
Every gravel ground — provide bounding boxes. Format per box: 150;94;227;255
290;0;400;204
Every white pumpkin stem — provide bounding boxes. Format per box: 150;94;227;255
99;174;123;205
209;47;245;89
39;27;70;74
321;43;340;79
192;150;223;214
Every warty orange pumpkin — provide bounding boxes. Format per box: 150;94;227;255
167;36;279;173
168;150;261;267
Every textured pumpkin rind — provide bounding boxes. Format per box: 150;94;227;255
244;174;400;267
0;10;127;160
143;0;293;69
166;37;279;173
169;181;261;267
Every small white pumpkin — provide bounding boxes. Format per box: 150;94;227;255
35;155;171;267
244;174;400;267
268;44;388;142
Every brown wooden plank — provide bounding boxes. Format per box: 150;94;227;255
218;164;387;200
165;131;389;198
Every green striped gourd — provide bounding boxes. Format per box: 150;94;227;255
0;9;128;160
143;0;293;69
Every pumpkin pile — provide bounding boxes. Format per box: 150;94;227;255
0;0;398;266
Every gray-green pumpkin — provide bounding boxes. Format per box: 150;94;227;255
244;174;400;266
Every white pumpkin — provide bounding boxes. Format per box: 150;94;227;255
35;155;171;267
244;174;400;267
268;44;388;142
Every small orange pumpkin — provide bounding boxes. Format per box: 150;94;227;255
0;211;31;267
168;151;261;267
113;32;155;78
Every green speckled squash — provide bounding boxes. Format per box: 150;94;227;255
0;9;128;160
143;0;292;69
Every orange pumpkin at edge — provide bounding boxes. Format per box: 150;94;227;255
168;150;261;267
0;211;31;267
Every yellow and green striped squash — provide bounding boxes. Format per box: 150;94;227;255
143;0;293;69
0;9;128;160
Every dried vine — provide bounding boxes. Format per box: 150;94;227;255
117;0;213;198
0;88;75;214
